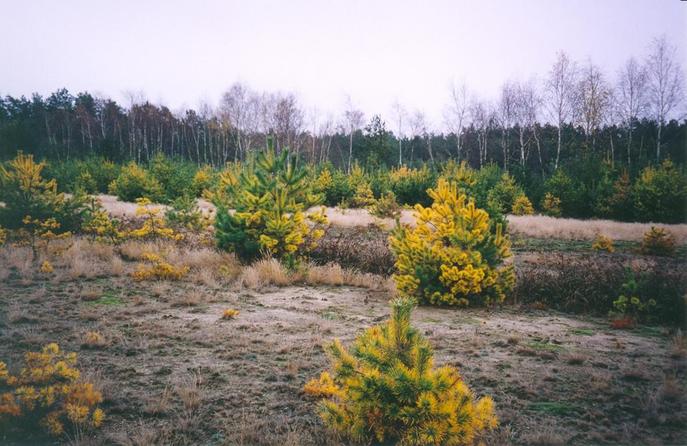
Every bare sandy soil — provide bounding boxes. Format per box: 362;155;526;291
93;194;687;243
1;274;685;445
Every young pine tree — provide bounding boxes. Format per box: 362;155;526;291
214;146;327;264
390;178;514;306
304;298;497;445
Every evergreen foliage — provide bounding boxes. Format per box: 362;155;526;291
304;298;497;445
390;178;515;306
213;146;328;264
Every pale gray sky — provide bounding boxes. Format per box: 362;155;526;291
1;0;685;127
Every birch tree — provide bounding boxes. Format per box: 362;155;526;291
615;57;647;166
545;52;578;169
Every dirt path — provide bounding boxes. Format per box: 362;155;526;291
1;277;684;445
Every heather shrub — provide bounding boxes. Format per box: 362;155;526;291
214;147;328;264
304;298;497;445
633;160;687;223
390;178;515;306
0;343;105;438
0;153;86;232
108;161;164;202
514;253;686;325
640;226;676;256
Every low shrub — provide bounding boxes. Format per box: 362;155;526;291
514;253;686;326
128;198;184;241
370;191;401;218
132;252;189;281
304;298;497;445
541;193;562;217
640;226;676;256
592;234;614;253
0;343;104;438
511;194;534;216
610;271;656;324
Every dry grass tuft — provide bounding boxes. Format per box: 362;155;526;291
171;290;205;307
143;386;173;415
304;262;386;289
237;258;292;289
669;330;687;360
81;330;109;349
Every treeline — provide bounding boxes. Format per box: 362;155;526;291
1;37;685;184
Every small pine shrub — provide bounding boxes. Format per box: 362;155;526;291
634;160;687;223
487;173;524;216
592;234;614;253
132;252;189;281
640;226;676;256
82;198;124;244
350;182;375;208
389;165;435;206
390;178;515;306
610;272;656;323
222;309;240;319
165;195;211;231
0;343;104;438
370;191;401;218
0;153;86;232
148;153;196;202
214;147;328;264
511;194;534;216
304;298;497;445
541;193;562;217
191;165;215;197
108;161;164;203
128;198;184;241
0;226;6;246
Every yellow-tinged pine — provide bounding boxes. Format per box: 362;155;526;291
304;298;497;445
390;178;514;306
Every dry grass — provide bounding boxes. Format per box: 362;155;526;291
508;215;687;243
305;263;389;290
237;258;292;289
98;194;687;242
81;330;109;349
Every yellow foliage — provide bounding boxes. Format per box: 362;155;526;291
222;309;240;319
592;234;614;253
0;226;6;245
350;182;375;208
83;199;125;244
39;260;54;273
0;344;104;437
641;226;676;256
305;298;497;445
127;198;184;241
541;193;562;217
132;251;189;281
511;194;534;216
390;179;515;306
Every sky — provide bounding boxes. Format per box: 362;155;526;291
1;0;685;129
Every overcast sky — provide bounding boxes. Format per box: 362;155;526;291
1;0;685;127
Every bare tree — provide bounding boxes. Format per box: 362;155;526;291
498;81;517;170
645;36;685;160
342;96;364;173
615;57;647;166
545;52;578;169
576;60;611;151
220;82;260;161
391;100;407;166
513;80;541;168
444;81;470;159
409;110;433;165
470;97;491;168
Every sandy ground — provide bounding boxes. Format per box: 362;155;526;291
93;194;687;243
1;275;685;445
